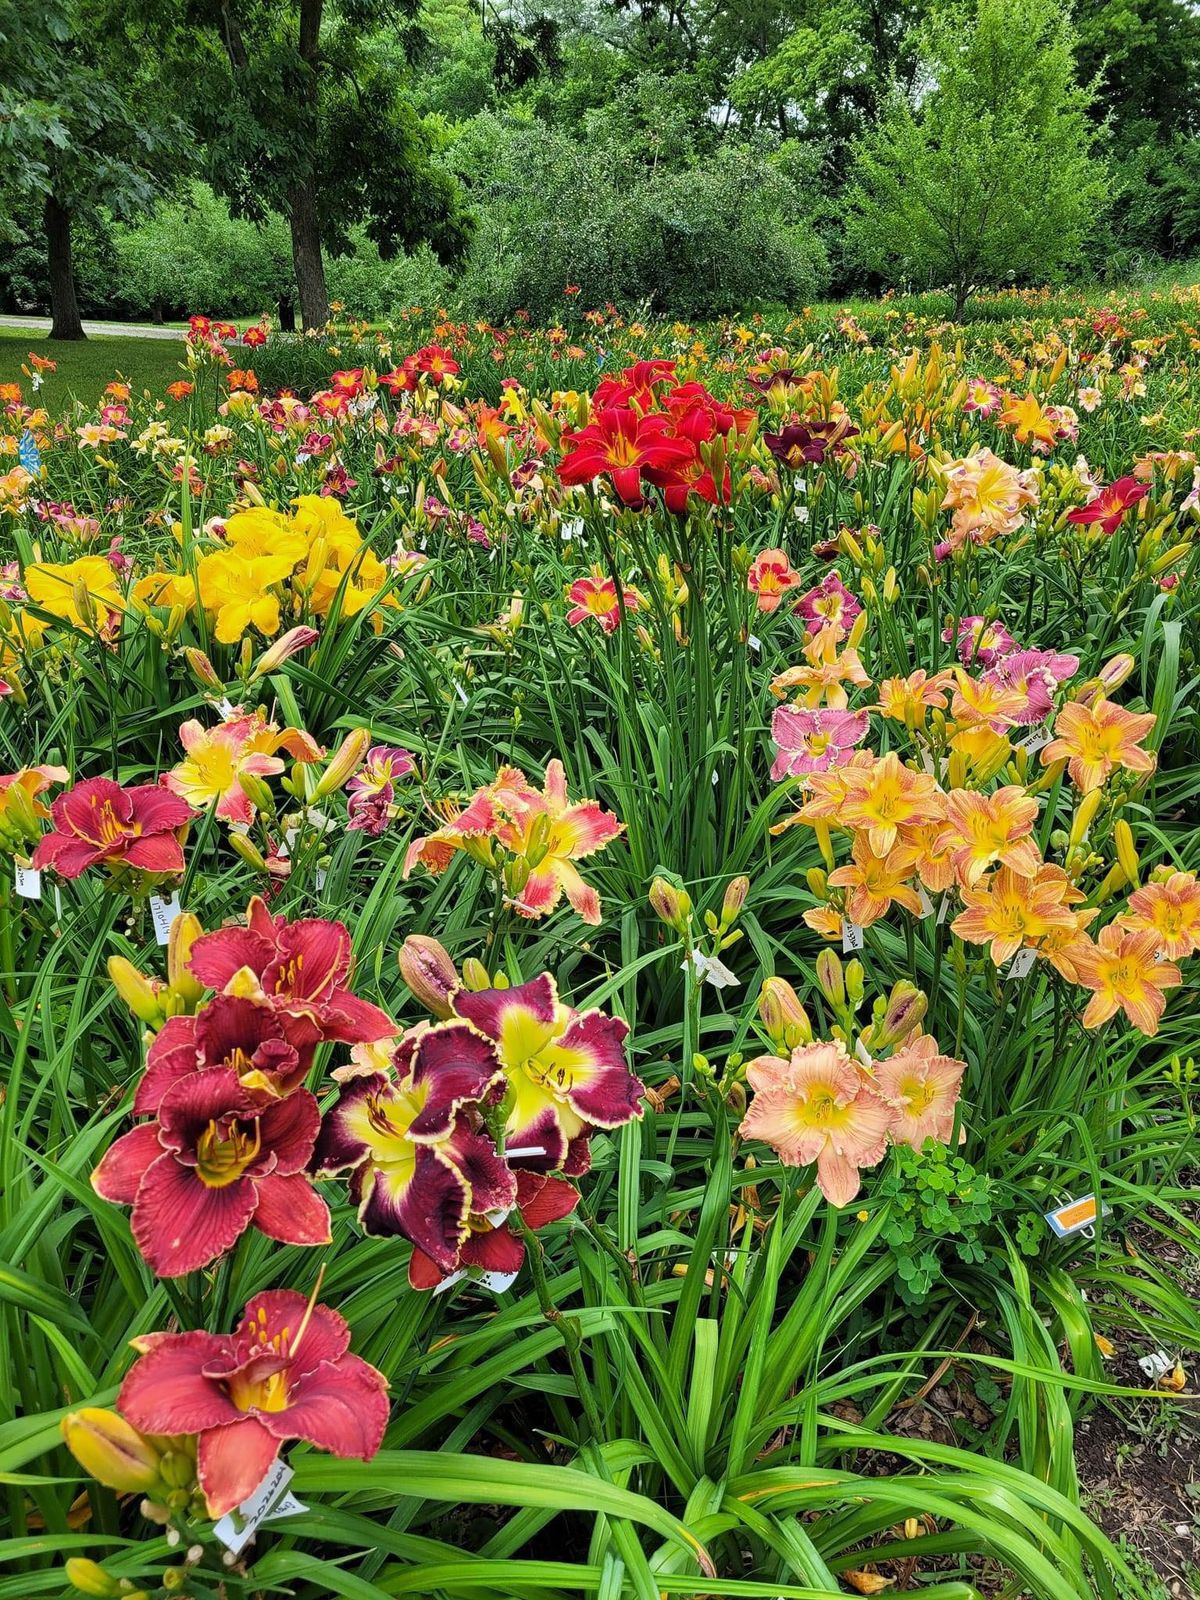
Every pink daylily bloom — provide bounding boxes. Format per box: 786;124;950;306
873;1035;965;1148
738;1040;891;1207
117;1289;389;1516
983;648;1079;725
32;777;193;879
346;746;415;836
793;571;862;639
770;705;869;780
92;1069;329;1277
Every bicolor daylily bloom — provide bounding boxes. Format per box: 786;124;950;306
770;705;869;780
32;777;193;879
165;713;323;825
346;746;415;836
939;786;1042;889
187;898;394;1046
1073;924;1182;1036
0;763;69;849
872;670;951;727
92;1069;329;1276
984;649;1079;725
1041;698;1156;793
406;761;623;926
449;973;644;1174
313;1022;510;1272
793;572;862;639
873;1036;965;1148
747;549;801;613
566;571;642;633
837;752;944;857
942;616;1017;669
117;1288;389;1517
940;449;1039;546
1122;871;1200;960
739;1040;892;1207
407;1169;579;1291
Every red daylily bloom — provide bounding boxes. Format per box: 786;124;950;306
557;409;694;507
32;777;193;879
118;1289;388;1516
242;327;268;348
92;1069;329;1277
592;359;677;412
187;897;394;1046
1065;476;1149;535
408;1169;579;1290
133;993;308;1116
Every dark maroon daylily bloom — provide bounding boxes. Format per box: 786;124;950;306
118;1289;389;1516
32;777;193;879
763;419;859;470
187;896;393;1046
408;1169;579;1290
133;993;306;1116
313;1022;511;1272
92;1069;329;1277
1065;475;1149;535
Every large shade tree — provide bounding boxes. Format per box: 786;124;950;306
113;0;470;329
0;0;182;338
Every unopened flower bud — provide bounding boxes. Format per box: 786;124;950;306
107;957;166;1028
649;875;691;933
72;580;97;631
720;875;749;928
398;935;459;1018
524;811;552;869
1113;819;1140;887
876;982;927;1048
1096;652;1135;693
62;1409;163;1494
181;648;223;693
238;772;276;816
158;1448;198;1491
167;912;205;1007
462;957;491;991
758;976;811;1048
252;626;320;679
845;959;865;1007
312;728;370;800
816;948;845;1007
64;1559;122;1597
229;831;268;872
806;866;828;898
1069;788;1104;849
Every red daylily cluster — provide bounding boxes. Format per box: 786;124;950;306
556;358;754;511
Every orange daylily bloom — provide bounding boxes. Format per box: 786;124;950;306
828;837;922;926
998;392;1057;450
872;670;952;727
1122;871;1200;961
900;820;958;893
838;752;944;856
1041;698;1156;793
939;786;1042;888
951;864;1081;966
1072;924;1182;1036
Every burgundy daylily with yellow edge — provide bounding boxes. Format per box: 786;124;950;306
117;1288;388;1516
313;1021;512;1273
450;974;644;1173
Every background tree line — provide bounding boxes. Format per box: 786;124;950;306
2;0;1198;334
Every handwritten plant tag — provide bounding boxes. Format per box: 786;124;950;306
1044;1193;1110;1239
149;892;182;945
1006;946;1038;981
1138;1350;1175;1381
841;920;864;954
15;863;41;900
213;1460;307;1556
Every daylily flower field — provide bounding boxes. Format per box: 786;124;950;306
1;291;1198;1600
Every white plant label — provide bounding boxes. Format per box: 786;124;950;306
1006;947;1037;981
747;634;762;653
1138;1350;1175;1381
841;920;864;954
149;892;182;945
916;884;935;919
213;1460;307;1556
1018;730;1053;756
936;894;953;926
14;864;41;900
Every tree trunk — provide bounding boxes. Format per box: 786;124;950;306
288;183;329;329
44;194;86;340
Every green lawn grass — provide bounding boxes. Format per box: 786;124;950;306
0;327;189;412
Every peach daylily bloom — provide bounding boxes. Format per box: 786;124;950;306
901;820;958;894
1122;872;1200;961
828;837;922;926
747;548;801;613
771;622;871;710
1041;698;1156;793
951;864;1081;966
838;752;944;856
940;786;1042;889
738;1040;892;1207
873;1035;965;1148
1072;924;1182;1036
872;670;952;727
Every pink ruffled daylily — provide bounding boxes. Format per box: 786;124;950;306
770;705;869;780
346;746;415;836
873;1036;965;1148
92;1069;329;1276
793;572;862;639
983;648;1079;725
117;1289;389;1516
449;973;644;1174
165;713;322;826
313;1021;511;1274
738;1039;891;1207
187;897;394;1047
32;777;193;879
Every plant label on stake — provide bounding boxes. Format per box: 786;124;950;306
842;920;864;954
149;892;182;945
212;1460;308;1557
1044;1193;1110;1239
14;863;41;900
1006;947;1037;981
916;884;935;919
